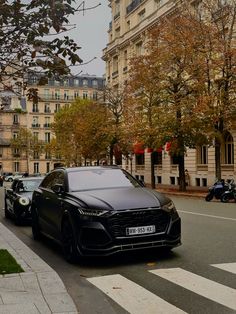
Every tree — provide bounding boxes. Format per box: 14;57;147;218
52;99;112;165
10;127;44;172
102;86;126;165
182;0;236;180
0;0;101;101
125;14;207;191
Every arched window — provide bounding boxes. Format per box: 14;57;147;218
224;133;234;164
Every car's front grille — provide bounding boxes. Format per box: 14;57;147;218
107;209;170;237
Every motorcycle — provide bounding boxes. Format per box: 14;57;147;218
220;180;236;203
205;179;230;202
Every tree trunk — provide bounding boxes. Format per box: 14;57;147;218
151;151;155;189
215;138;221;181
109;144;114;165
178;154;186;191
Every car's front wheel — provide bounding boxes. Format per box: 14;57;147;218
61;218;79;263
31;207;41;240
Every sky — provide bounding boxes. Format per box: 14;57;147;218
69;1;111;77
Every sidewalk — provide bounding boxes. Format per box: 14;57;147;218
0;222;78;314
155;184;208;198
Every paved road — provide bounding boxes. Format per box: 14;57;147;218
1;186;236;314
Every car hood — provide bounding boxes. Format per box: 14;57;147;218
69;187;171;211
18;192;33;200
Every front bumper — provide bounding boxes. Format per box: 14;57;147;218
76;214;181;256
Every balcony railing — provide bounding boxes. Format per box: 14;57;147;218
44;123;51;128
38;94;75;102
114;11;120;20
32;124;40;128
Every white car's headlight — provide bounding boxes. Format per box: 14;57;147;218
19;197;30;206
78;208;109;216
162;201;176;214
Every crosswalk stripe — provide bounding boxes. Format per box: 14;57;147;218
87;274;187;314
211;262;236;274
150;268;236;311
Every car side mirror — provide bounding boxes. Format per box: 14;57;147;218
51;184;65;194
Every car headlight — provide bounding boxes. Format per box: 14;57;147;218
78;208;109;216
19;197;30;206
162;201;176;214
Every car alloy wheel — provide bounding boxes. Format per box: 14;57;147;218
62;219;79;263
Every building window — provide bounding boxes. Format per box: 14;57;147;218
197;145;208;164
54;79;60;86
83;91;88;99
224;133;234;164
82;79;88;87
63;79;69;86
32;116;39;127
13;148;20;157
126;20;130;31
74;79;79;86
138;9;145;22
115;27;120;38
135;153;145;165
14;161;20;172
93;91;98;100
74;91;79;99
44;117;50;128
34;162;39;174
92;80;98;87
45;132;51;143
44;89;50;100
55;90;60;100
44;103;51;113
64;90;69;100
13;114;19;124
153;151;162;165
136;41;143;56
32;103;39;113
13;132;18;139
112;56;119;77
46;162;50;173
55;103;61;112
33;151;39;159
155;0;165;9
33;132;39;140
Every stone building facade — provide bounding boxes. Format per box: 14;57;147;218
103;0;236;187
0;74;105;175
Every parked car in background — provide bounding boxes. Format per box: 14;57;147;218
4;172;24;182
4;176;44;224
31;166;181;263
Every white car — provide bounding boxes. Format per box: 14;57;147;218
4;173;23;182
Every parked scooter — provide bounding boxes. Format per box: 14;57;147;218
220;179;236;203
205;179;230;202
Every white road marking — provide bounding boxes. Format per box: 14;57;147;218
88;274;186;314
178;210;236;222
150;268;236;311
211;263;236;275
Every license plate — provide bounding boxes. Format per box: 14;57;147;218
126;225;156;236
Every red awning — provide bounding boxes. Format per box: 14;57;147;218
133;142;145;154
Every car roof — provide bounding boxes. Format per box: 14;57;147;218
54;166;120;173
14;176;44;181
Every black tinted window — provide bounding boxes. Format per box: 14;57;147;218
41;171;65;190
68;169;140;191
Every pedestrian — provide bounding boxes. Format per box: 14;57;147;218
185;169;190;186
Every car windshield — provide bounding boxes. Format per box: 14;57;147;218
19;180;42;192
68;169;141;191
